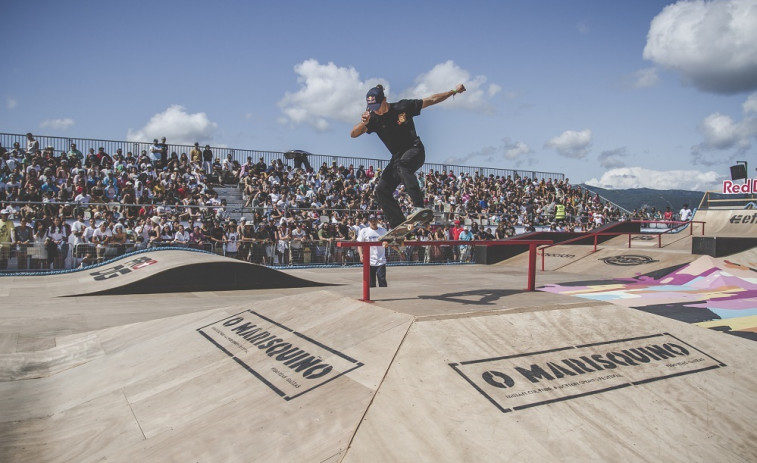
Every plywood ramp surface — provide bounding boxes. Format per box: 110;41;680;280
344;304;757;463
0;291;413;463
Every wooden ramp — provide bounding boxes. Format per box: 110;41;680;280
0;249;324;298
1;243;756;461
0;291;413;462
344;304;757;462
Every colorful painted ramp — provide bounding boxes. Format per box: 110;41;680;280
541;249;757;341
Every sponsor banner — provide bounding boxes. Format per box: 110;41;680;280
728;213;757;225
450;333;725;413
722;179;757;194
198;310;363;400
89;255;158;281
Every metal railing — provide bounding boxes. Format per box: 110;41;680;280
0;238;479;272
1;132;565;183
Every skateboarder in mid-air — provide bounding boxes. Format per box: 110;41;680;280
351;82;466;239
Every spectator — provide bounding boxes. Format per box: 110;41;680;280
224;221;240;259
47;216;69;269
190;143;202;167
679;203;693;222
459;225;474;262
173;224;190;245
67;143;83;164
92;221;112;261
357;215;388;287
202;145;214;175
13;216;33;270
0;208;12;269
189;225;207;249
25;133;39;155
157;137;168;168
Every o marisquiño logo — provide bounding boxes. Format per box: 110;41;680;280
198;310;363;400
450;333;725;413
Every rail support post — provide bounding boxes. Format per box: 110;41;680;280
361;243;372;302
527;243;538;291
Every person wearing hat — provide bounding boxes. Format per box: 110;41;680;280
350;82;466;234
356;215;388;287
239;220;255;261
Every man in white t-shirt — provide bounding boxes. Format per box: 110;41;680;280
679;204;693;222
92;222;113;260
357;215;388;287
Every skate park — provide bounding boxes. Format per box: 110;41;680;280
1;207;755;462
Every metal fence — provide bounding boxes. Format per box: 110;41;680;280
1;132;565;182
0;239;478;272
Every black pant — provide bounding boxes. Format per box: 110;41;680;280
294;155;312;172
370;264;387;287
376;144;425;228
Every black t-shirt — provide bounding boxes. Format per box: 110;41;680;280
366;99;423;157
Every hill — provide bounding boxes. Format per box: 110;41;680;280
580;186;705;213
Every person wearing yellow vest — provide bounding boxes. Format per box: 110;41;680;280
554;201;566;224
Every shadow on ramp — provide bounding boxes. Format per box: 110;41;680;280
61;249;329;296
75;262;329;296
418;289;525;306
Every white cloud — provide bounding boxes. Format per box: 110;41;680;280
504;140;533;160
444;138;532;166
643;0;757;94
401;60;500;112
6;98;17;110
278;59;383;131
692;91;757;161
545;129;592;158
40;118;75;131
585;167;723;191
632;67;660;88
598;148;628;168
743;92;757;113
126;105;218;144
277;59;500;130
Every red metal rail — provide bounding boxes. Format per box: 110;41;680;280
337;239;552;302
539;220;707;271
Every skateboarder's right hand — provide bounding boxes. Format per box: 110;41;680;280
361;111;371;124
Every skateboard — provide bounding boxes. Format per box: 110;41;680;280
379;208;435;244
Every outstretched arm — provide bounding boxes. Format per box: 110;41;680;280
422;84;466;109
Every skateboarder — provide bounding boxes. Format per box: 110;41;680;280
351;82;466;234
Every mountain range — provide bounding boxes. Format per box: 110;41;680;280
580;186;706;213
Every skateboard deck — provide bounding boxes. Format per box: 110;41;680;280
379;208;435;244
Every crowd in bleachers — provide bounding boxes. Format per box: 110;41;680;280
0;133;627;270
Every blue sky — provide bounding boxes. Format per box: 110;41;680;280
2;0;756;191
